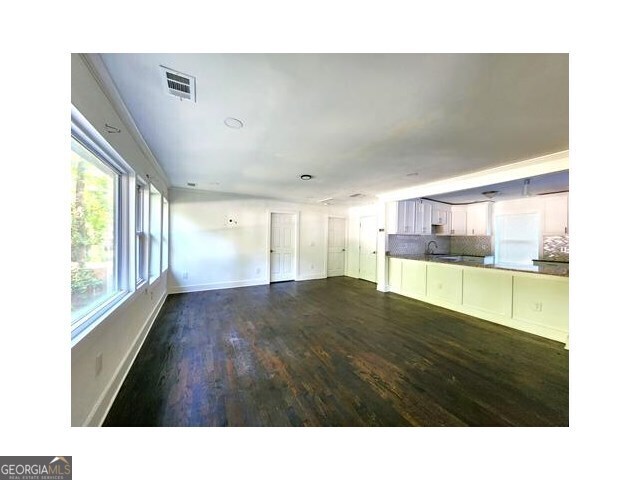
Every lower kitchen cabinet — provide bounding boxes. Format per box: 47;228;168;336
426;263;463;307
512;274;569;341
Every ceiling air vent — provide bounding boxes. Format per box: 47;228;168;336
160;66;196;103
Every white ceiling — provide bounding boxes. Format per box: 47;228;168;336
98;53;568;206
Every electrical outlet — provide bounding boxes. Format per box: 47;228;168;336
310;264;315;270
95;353;103;377
182;271;189;280
256;267;261;275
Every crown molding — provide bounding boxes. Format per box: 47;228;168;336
79;53;171;189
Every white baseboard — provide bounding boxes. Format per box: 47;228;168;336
169;278;268;294
296;273;327;282
82;292;167;427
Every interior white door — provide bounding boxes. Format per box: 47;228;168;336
327;217;346;277
270;213;295;282
359;215;377;283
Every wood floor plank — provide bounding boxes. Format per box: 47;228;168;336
103;277;569;427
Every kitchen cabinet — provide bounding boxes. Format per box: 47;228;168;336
466;202;493;235
396;199;433;235
543;193;569;235
415;200;432;235
397;200;417;234
450;206;467;236
430;201;451;235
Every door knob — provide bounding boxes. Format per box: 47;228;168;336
270;249;274;253
342;248;346;252
372;251;376;254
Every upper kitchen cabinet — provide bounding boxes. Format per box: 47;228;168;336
466;202;493;235
397;199;417;234
415;200;432;235
543;193;569;235
450;205;467;236
431;201;451;235
392;199;433;235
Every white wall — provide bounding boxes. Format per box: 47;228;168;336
71;53;170;426
169;188;348;292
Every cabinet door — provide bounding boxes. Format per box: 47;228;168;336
543;194;569;235
397;200;416;234
415;200;431;235
432;206;446;225
450;207;467;235
402;200;417;234
466;203;492;235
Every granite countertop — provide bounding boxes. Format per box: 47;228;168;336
387;253;569;277
532;258;569;264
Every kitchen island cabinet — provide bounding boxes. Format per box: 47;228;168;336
387;256;568;345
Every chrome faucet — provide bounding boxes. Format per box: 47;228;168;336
426;240;438;254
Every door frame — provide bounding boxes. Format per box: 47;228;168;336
325;215;347;277
358;214;378;282
266;210;300;283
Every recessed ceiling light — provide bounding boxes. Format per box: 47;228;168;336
224;117;244;129
187;182;196;187
406;172;419;177
349;193;364;198
319;197;333;203
300;174;313;180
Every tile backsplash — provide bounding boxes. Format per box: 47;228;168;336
450;235;493;256
388;235;450;255
543;235;569;261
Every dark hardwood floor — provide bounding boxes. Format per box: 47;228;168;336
103;277;569;427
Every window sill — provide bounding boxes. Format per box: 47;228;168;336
71;289;136;348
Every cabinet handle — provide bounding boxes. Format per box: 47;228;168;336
564;226;568;234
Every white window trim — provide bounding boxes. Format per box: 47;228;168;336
71;105;134;341
161;196;169;273
135;176;149;289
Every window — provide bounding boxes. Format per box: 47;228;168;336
149;185;162;281
162;197;169;272
135;181;147;285
495;213;540;266
70;136;124;328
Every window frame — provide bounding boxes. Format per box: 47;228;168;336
71;106;132;340
135;178;149;288
148;183;162;284
161;196;169;273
